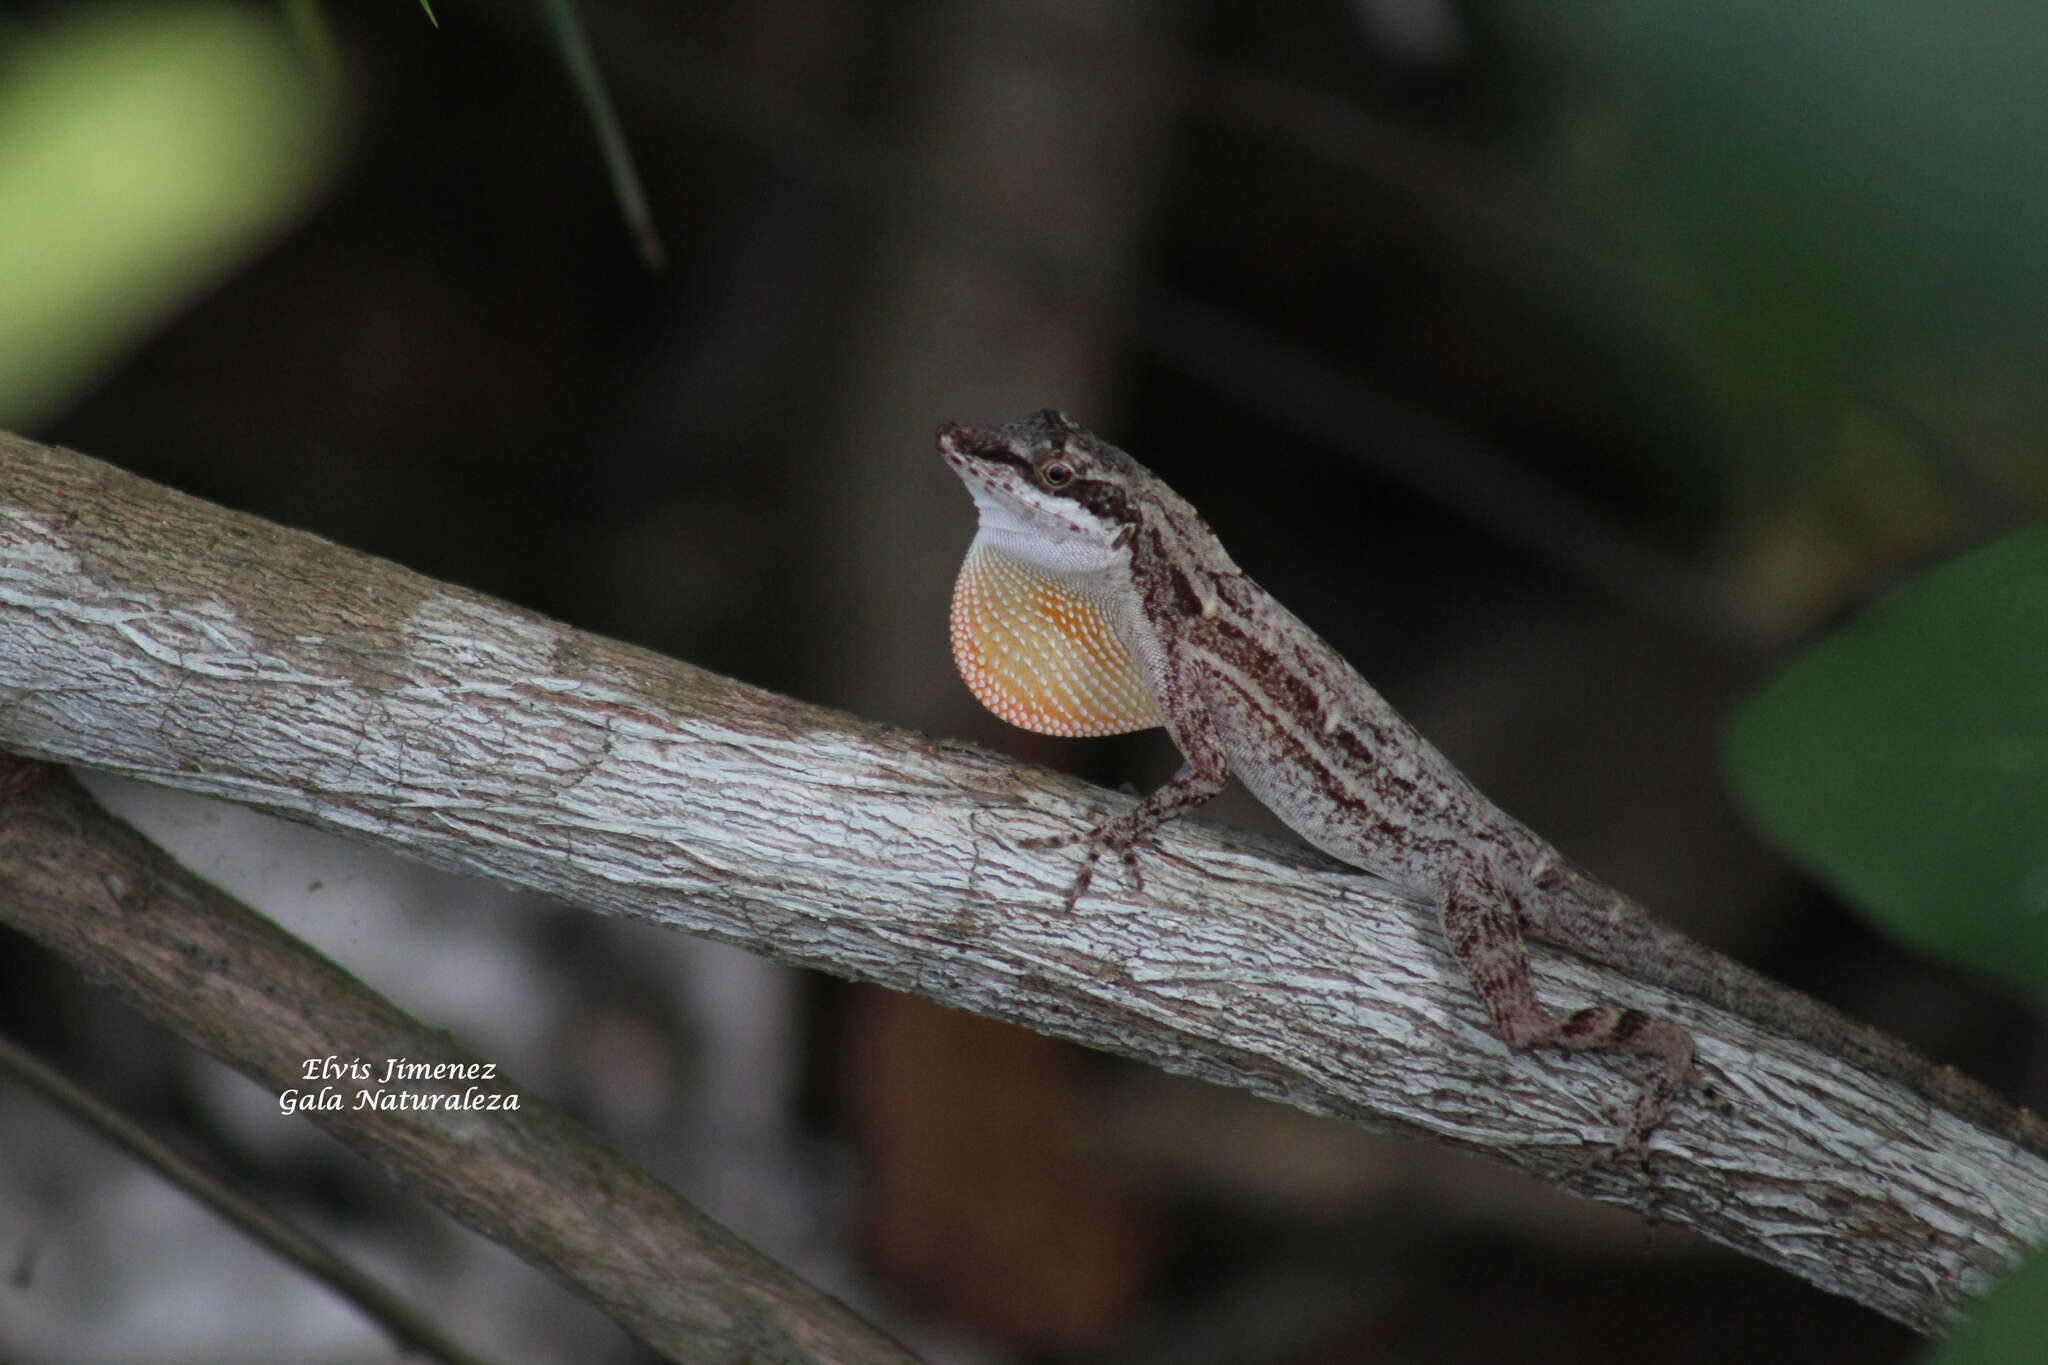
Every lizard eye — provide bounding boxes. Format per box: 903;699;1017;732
1037;460;1075;489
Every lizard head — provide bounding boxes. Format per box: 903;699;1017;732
936;409;1141;574
937;410;1169;735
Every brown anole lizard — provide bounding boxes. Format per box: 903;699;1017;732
939;408;2048;1155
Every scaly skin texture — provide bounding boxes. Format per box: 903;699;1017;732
940;409;2048;1156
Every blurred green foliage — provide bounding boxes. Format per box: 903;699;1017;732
1726;524;2048;1358
1513;0;2048;394
0;5;340;429
1504;1;2048;626
1924;1245;2048;1365
1726;524;2048;997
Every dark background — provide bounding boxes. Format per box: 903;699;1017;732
4;1;2047;1360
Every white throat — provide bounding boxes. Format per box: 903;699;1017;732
967;487;1125;577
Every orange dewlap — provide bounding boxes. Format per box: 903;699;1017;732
951;542;1164;737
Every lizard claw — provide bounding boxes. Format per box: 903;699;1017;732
1058;853;1100;911
1026;813;1149;910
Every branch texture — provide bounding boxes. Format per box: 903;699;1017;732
2;431;2045;1329
0;761;918;1365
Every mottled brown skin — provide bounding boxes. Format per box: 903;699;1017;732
940;410;2048;1157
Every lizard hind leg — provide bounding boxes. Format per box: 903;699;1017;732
1439;871;1695;1151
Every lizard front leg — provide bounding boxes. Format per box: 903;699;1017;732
1032;702;1231;909
1440;867;1695;1150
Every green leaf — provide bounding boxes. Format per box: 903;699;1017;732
1725;524;2048;997
0;6;340;428
1925;1246;2048;1365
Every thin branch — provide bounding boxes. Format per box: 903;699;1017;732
0;760;919;1365
0;1025;504;1365
2;430;2045;1329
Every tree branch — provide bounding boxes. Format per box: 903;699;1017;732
2;430;2044;1330
0;760;919;1365
0;1025;503;1365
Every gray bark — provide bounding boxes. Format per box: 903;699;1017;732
3;430;2045;1330
0;760;918;1365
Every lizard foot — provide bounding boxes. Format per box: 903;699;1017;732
1023;813;1149;910
1541;1004;1694;1154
